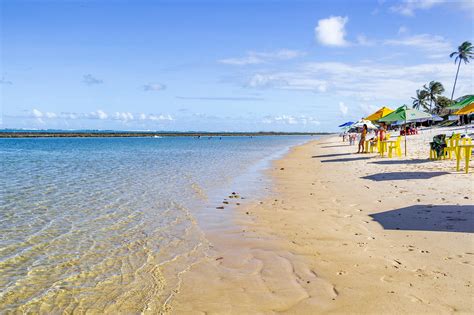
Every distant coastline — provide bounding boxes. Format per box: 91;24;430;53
0;130;330;138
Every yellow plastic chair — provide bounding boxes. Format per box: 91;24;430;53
388;136;402;158
364;140;371;153
430;147;440;160
379;134;392;157
370;138;380;153
443;134;460;159
460;137;473;158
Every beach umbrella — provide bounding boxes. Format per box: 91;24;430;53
365;106;394;121
378;105;433;156
454;102;474;115
338;121;354;127
446;95;474;111
351;119;378;129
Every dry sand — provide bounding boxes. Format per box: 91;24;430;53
170;127;474;314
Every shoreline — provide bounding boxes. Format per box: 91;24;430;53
170;131;473;313
0;132;328;138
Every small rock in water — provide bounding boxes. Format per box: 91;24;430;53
223;201;229;204
216;206;224;209
216;257;224;261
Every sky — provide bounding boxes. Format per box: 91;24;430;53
1;0;473;132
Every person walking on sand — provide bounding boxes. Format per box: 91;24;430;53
357;124;368;153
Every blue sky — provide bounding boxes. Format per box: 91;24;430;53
1;0;473;132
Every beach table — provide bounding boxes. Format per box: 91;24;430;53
455;144;474;173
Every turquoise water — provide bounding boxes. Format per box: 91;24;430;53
0;136;312;313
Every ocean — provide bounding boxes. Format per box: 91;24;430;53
0;136;312;313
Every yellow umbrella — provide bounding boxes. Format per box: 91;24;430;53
454;102;474;115
365;106;394;121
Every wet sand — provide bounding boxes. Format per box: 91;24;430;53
170;128;474;314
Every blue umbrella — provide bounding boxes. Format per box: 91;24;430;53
338;121;354;127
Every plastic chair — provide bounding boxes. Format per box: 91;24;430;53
364;140;371;153
443;134;460;160
370;138;380;153
388;136;402;158
379;134;391;156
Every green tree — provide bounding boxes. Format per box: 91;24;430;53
434;95;454;114
412;89;429;111
449;41;473;100
423;81;445;113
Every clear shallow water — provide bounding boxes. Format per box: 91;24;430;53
0;136;312;313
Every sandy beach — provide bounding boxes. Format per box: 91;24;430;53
171;127;474;314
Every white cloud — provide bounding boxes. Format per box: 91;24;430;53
25;109;173;123
45;112;57;119
262;115;320;125
339;102;348;116
384;34;452;57
356;34;376;46
32;109;43;118
218;49;305;66
390;0;445;16
398;26;409;34
148;114;173;121
143;83;166;91
114;112;134;122
247;74;287;88
314;16;349;47
358;103;379;115
392;0;474;16
247;73;327;92
243;60;472;103
88;110;108;120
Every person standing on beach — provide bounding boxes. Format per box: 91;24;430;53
357;124;368;153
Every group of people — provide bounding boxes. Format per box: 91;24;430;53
400;125;418;136
342;123;388;154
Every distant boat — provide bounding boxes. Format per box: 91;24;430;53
153;135;162;138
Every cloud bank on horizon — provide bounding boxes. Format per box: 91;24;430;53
1;0;473;131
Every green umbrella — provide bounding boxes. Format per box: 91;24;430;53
445;95;474;111
378;105;432;156
378;105;433;123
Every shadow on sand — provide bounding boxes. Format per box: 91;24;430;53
369;205;474;233
320;145;352;148
321;157;372;163
312;153;353;158
370;159;431;165
362;171;449;181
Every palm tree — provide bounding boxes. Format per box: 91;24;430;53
423;81;445;113
449;41;473;100
412;89;429;111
